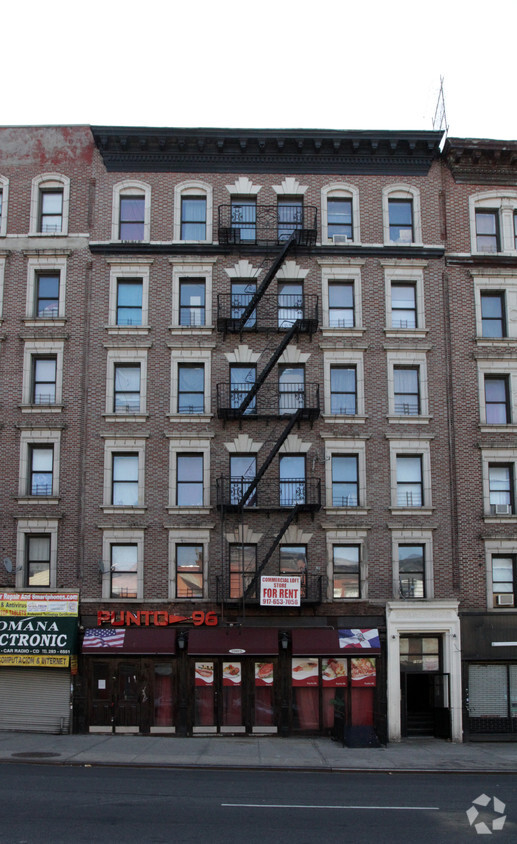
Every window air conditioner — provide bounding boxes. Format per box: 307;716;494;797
496;593;514;606
491;504;512;515
332;235;349;245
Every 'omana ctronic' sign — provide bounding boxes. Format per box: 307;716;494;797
0;593;79;668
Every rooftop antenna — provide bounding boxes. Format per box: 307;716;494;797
432;76;449;147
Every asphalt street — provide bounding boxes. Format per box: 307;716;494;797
1;766;516;843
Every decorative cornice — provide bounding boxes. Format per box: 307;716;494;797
91;127;442;175
444;137;517;185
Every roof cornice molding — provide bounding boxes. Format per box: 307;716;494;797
444;137;517;185
91;127;442;175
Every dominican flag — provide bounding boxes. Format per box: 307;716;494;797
338;628;380;650
83;628;126;649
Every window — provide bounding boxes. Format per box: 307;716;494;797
119;196;145;240
178;364;204;414
176;545;204;598
230;364;256;414
481;292;506;338
29;446;53;496
330;366;356;415
181;196;206;240
485;376;510;424
35;273;59;318
396;455;423;507
117;279;143;326
25;535;51;587
30;174;70;236
231;199;256;242
231;281;256;327
394;367;420;416
180;279;205;326
333;546;360;598
0;175;8;237
230;544;256;598
279;365;304;414
514;212;517;250
280;545;307;597
492;555;516;608
388;199;413;244
110;544;138;598
278;198;303;241
391;283;416;329
331;455;358;507
489;464;513;515
32;357;57;405
328;282;354;328
114;364;141;413
230;454;256;506
327;198;353;240
278;281;303;327
279;455;305;506
177;454;203;506
112;181;150;242
475;210;500;253
398;545;425;598
112;454;139;506
39;189;63;234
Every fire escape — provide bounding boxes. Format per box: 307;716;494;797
215;204;322;605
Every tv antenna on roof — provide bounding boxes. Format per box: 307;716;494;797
432;76;449;144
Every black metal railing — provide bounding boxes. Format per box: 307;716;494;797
218;205;317;246
217;382;320;420
216;476;321;512
216;572;325;604
217;292;319;334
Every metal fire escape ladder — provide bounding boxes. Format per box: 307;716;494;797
235;231;297;332
244;504;301;599
235;320;300;418
235;407;302;509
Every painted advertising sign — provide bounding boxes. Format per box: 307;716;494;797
0;593;79;668
260;576;301;607
291;658;319;687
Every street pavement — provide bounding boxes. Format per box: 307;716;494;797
0;732;516;772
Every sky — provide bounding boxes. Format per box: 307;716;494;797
3;0;515;140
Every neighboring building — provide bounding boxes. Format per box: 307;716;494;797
0;125;514;740
443;138;517;740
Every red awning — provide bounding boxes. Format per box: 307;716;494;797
82;628;176;654
188;627;279;655
292;629;381;656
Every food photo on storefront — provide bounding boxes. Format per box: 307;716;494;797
74;607;386;745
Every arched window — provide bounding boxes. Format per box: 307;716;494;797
382;184;422;246
174;180;213;242
469;191;517;254
112;180;151;242
321;183;360;244
30;173;70;236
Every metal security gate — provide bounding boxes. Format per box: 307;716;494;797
0;669;71;734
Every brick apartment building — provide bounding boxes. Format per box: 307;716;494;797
0;125;515;742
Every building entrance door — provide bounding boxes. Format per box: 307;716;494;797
89;659;151;733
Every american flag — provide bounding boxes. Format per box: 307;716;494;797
83;628;126;649
338;628;380;649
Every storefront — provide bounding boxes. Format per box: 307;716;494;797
0;592;78;734
78;610;386;740
462;613;517;741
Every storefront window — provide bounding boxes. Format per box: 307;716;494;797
291;656;374;732
154;664;174;727
254;662;274;727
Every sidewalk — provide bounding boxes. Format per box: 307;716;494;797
0;732;516;772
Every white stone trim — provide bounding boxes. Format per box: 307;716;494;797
168;528;210;600
320;263;363;333
169;348;212;419
30;173;70;236
390;528;434;599
386;349;429;421
484;538;517;610
15;518;59;590
275;260;309;280
321;182;360;244
224;344;260;364
473;272;517;339
21;339;64;408
112;180;151;242
386;601;462;742
0;174;9;237
173;180;213;243
383;263;426;334
167;438;211;510
25;254;67;321
105;348;148;419
101;528;144;601
272;177;307;196
480;448;517;519
224;433;264;454
382;183;422;246
102;438;146;510
324;528;368;602
469;190;517;255
225;177;261;196
224;259;261;280
389;438;432;512
324;438;367;511
18;429;61;498
477;359;517;427
170;262;213;330
107;261;151;331
323;349;365;420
